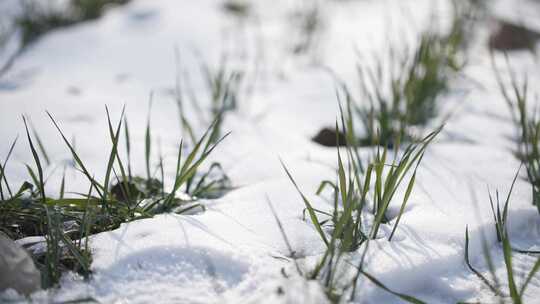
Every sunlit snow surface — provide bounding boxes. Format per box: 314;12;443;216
1;0;540;303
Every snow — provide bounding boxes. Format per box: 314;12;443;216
1;0;540;303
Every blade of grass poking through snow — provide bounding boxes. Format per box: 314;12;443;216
331;122;368;252
489;166;521;243
102;106;125;208
180;119;227;185
519;257;540;298
370;126;441;239
281;159;329;247
471;187;505;299
23;116;45;203
79;182;93;247
145;93;153;187
359;269;426;304
336;121;348;208
47;111;105;198
58;222;91;279
59;165;66;199
124;115;132;180
0;136;18;200
186;117;226;196
337;89;364;172
311;111;370;254
353;162;373;241
161;120;230;210
174;49;197;145
43;203;91;284
501;229;520;303
388;152;424;241
30;120;51;166
159;149;165;198
106;108;128;179
0;163;5;200
467;176;540;303
111;168;129;206
266;195;302;276
494;57;540;214
348;237;371;301
105;106;131;204
190;162;231;198
464;227;499;295
151;139;182;212
43;206;61;287
180;130;230;194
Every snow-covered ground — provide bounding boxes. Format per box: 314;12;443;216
1;0;540;303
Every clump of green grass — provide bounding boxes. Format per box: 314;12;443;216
17;2;73;47
368;127;440;240
281;107;440;302
285;119;440;245
7;117;93;288
173;53;239;199
341;1;470;147
495;59;540;214
1;105;229;287
200;55;244;143
17;0;130;47
464;176;540;303
71;0;130;20
174;50;247;147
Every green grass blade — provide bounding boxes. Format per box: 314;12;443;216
23;116;46;203
360;269;426;304
179;120;218;179
24;164;40;190
316;180;337;195
464;227;499;295
501;229;520;303
163;139;183;208
145;94;153;183
0;135;18;199
176;132;230;190
59;165;66;199
266;195;302;276
124;115;132;180
388;170;417;241
46;111;104;198
30;121;51;166
519;257;540;298
103;106;125;206
281;159;329;247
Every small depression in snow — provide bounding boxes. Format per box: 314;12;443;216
95;246;251;293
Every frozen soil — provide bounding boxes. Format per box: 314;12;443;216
1;0;540;303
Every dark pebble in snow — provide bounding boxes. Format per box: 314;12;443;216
312;127;347;147
489;20;540;51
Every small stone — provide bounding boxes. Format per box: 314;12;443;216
0;232;41;295
312;127;348;147
489;20;540;51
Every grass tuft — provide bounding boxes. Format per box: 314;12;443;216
2;104;230;287
337;1;471;147
17;0;130;46
464;172;540;303
495;57;540;214
283;103;440;302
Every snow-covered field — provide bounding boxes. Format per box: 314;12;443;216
1;0;540;303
